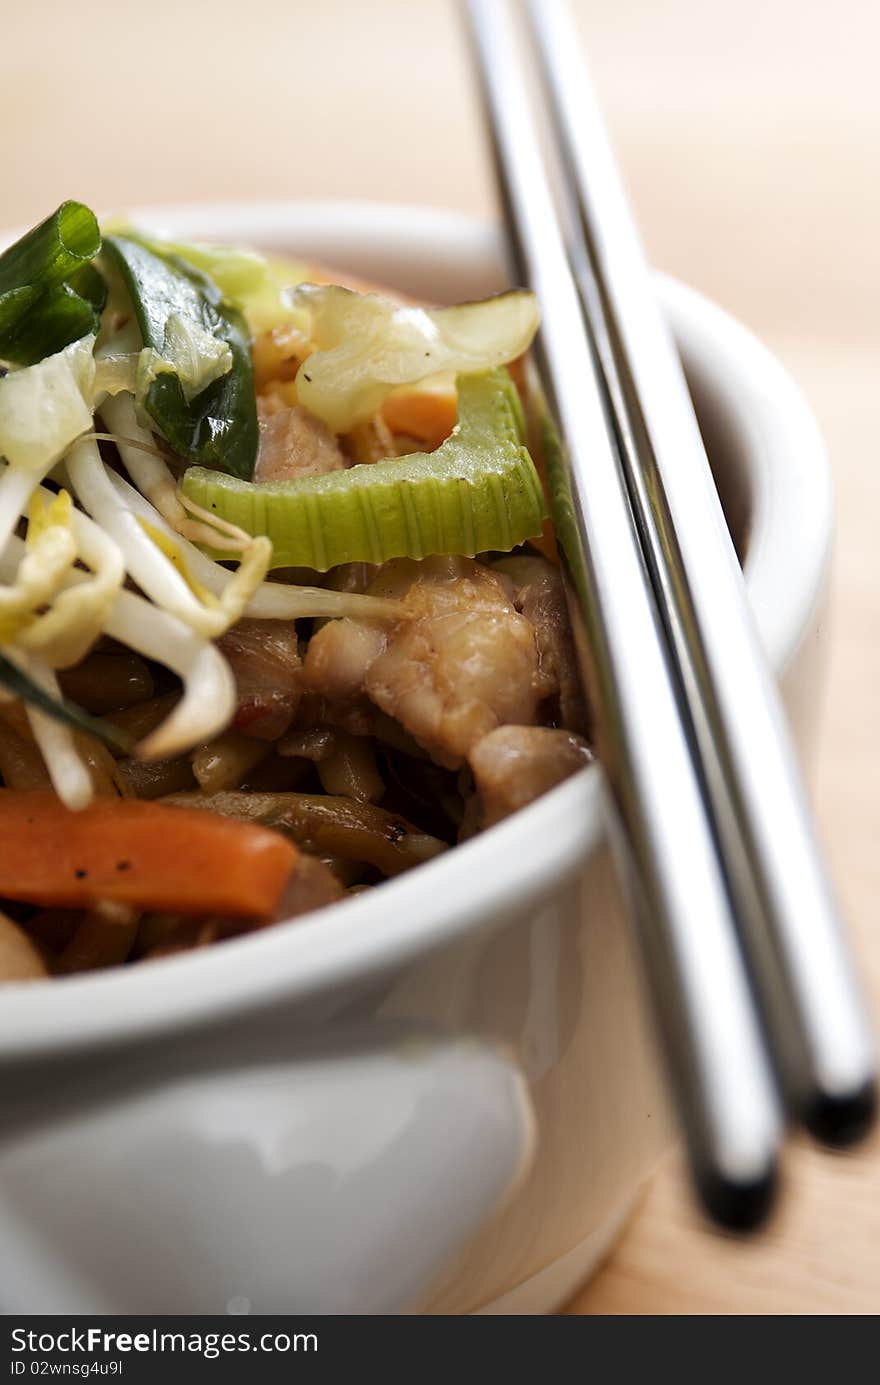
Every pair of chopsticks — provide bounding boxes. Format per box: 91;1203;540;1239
465;0;875;1228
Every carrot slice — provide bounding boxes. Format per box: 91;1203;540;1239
381;389;459;451
0;791;297;919
306;264;461;453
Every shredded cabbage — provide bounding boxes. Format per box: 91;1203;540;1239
92;330;233;422
0;335;95;471
290;285;539;432
136;313;233;406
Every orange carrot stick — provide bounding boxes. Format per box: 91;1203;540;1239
381;389;459;452
0;791;297;919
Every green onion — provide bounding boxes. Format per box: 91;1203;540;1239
181;368;547;571
0;652;132;753
102;235;258;480
0;202;100;298
1;284;100;371
0;202;103;366
66;262;108;315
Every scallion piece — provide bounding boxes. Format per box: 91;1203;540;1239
66;262;108;315
1;284;99;371
181;368;547;571
0;202;103;366
102;235;258;480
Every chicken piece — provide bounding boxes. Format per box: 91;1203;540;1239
342;412;396;465
494;555;587;731
366;561;543;767
255;400;346;483
252;324;309;389
217;619;303;741
323;562;376;596
274;853;345;919
303;619;388;702
257;380;299;413
0;910;48;982
305;557;545;769
469;725;592;828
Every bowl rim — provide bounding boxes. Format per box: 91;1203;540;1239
0;200;833;1060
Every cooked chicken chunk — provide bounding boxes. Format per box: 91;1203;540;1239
494;555;586;731
217;618;303;741
255;400;346;482
274;853;346;919
469;725;592;827
0;909;48;982
304;556;545;768
303;619;388;702
342;412;396;464
365;561;543;767
252;324;309;389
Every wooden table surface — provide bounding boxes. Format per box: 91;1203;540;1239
2;0;877;1315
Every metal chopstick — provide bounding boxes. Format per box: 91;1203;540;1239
464;0;781;1228
525;0;876;1142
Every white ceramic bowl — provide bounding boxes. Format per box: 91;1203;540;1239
0;204;832;1315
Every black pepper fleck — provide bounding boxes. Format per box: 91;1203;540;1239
115;860;132;872
74;868;88;880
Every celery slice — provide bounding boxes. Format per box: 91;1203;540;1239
181;368;546;571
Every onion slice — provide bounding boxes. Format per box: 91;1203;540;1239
291;283;539;432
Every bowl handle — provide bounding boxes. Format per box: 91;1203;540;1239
0;1022;534;1313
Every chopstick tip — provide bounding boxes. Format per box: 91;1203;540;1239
803;1076;877;1150
696;1157;780;1235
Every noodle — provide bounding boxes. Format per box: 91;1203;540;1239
0;223;589;980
